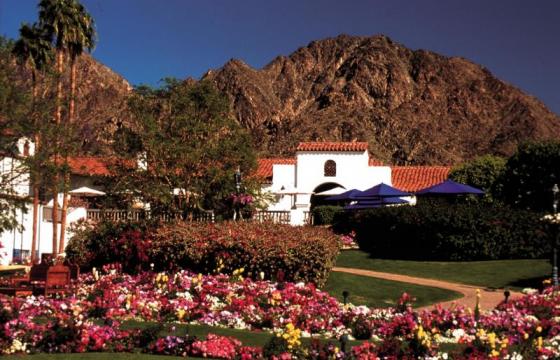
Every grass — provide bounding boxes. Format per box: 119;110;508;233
120;320;363;348
323;271;461;308
27;354;186;360
335;250;551;290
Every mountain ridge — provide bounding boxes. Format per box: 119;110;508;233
203;34;560;164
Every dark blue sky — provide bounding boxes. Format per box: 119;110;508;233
1;0;559;114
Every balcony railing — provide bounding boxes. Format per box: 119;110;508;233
253;210;290;224
86;209;215;223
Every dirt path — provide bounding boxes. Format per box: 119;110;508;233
332;266;523;311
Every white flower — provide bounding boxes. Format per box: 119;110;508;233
451;328;465;339
522;288;538;295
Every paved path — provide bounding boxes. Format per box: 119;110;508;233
333;266;523;311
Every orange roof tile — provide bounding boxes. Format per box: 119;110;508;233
391;166;451;192
368;157;384;166
296;142;369;152
67;157;112;176
255;158;296;179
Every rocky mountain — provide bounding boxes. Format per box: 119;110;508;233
204;35;560;164
2;49;132;155
72;55;133;154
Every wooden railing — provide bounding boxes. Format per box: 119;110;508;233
86;209;215;223
253;210;290;224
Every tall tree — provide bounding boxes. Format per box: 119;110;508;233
111;79;256;217
58;2;95;253
12;23;53;263
38;0;96;254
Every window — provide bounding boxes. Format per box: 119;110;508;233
23;141;30;156
324;160;336;177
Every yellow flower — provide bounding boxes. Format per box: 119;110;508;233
176;308;186;321
536;326;542;333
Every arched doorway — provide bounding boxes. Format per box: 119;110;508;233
310;182;345;210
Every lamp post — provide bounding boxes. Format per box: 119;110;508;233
553;183;559;288
235;167;242;195
234;167;242;220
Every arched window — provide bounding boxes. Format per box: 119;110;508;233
324;160;336;177
23;141;30;156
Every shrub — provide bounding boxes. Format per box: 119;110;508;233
148;221;340;286
312;205;344;225
66;219;151;273
67;220;340;286
343;200;551;261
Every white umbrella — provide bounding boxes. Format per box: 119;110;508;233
69;186;106;197
314;187;346;196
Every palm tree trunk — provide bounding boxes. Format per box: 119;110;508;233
58;54;77;254
52;48;64;256
31;71;39;264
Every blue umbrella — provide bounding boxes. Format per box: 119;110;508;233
325;189;363;201
353;182;411;199
416;179;484;196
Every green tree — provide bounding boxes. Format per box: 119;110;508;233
39;0;96;254
111;79;256;217
0;37;33;246
12;23;54;262
500;141;560;212
449;155;506;203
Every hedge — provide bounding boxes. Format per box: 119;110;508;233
66;220;340;287
340;201;552;261
312;205;344;225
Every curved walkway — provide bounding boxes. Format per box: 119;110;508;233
333;266;523;311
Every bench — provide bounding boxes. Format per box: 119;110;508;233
5;263;72;296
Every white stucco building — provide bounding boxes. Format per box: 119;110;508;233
0;138;100;265
257;142;451;225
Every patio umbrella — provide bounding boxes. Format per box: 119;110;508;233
314;186;347;196
415;179;484;196
69;186;106;197
353;182;411;199
344;196;410;210
325;189;363;201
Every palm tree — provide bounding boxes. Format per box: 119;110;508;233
38;0;96;255
12;23;53;263
59;3;95;254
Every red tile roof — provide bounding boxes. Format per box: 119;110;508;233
67;157;112;176
255;158;296;179
296;142;369;152
368;158;384;166
391;166;451;192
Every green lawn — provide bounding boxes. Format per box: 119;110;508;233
335;250;551;290
324;271;461;308
26;354;186;360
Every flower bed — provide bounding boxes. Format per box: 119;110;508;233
1;267;560;358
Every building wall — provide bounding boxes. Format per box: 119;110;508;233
264;150;392;224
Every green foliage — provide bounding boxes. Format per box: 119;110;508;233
344;201;551;261
110;79;256;216
500;141;560;212
65;219;152;273
449;155;506;202
150;221;340;286
67;220;340;286
312;205;344;225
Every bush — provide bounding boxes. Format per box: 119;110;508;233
343;200;551;261
67;220;340;287
66;219;152;273
149;221;340;286
312;205;343;225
